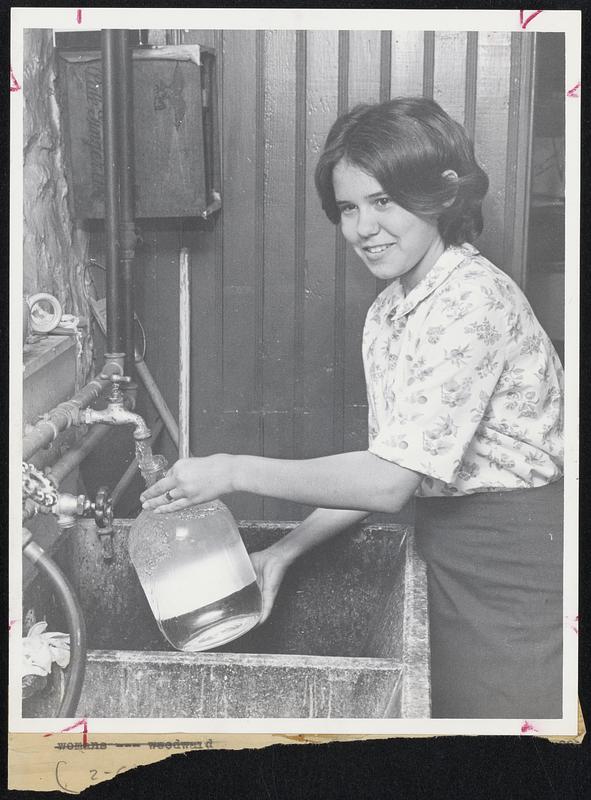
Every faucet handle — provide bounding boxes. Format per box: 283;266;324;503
100;372;132;403
99;371;132;383
92;486;114;529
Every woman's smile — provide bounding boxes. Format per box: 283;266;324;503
362;241;397;260
332;160;445;289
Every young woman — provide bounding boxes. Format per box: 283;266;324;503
141;97;564;719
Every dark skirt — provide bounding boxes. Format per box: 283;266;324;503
414;480;563;719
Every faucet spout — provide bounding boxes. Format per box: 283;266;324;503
82;405;151;440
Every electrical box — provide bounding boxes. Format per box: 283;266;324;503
56;45;218;219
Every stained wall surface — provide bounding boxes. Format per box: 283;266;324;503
23;29;93;379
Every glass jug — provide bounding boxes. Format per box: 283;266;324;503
128;457;262;652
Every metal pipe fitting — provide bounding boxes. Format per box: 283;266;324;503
111;416;165;508
81;405;151;440
22;377;112;461
52;493;89;529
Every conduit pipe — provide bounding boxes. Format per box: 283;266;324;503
101;29;124;357
178;248;191;460
45;424;113;487
134;355;181;447
115;29;136;374
23;377;112;461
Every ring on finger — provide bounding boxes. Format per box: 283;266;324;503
165;490;174;503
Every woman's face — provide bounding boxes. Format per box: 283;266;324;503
332;159;445;290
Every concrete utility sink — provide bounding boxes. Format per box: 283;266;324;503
23;519;430;718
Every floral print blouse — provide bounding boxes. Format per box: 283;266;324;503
362;243;564;497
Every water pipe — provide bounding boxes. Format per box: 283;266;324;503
45;424;112;487
101;29;123;357
111;416;165;508
22;377;112;461
134;355;181;447
22;529;87;718
115;29;137;375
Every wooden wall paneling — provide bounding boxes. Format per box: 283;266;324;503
463;31;479;140
301;31;340;462
139;222;184;467
390;31;424;97
183;29;215;48
473;31;513;271
209;30;263;519
177;31;224;466
422;31;435;99
502;32;535;287
344;30;383;454
332;31;349;457
262;30;302;519
293;29;307;462
433;31;468;126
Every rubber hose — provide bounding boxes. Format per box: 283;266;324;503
23;536;87;717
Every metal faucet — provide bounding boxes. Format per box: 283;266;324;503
22;462;115;558
80;374;151;441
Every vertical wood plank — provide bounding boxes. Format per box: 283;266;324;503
390;31;424;97
180;29;224;470
263;30;301;519
464;31;479;140
293;30;307;462
380;31;392;103
333;31;349;456
474;31;512;270
218;29;263;519
433;31;467;125
302;30;339;461
422;31;435;99
503;32;535;287
138;222;183;463
345;30;382;453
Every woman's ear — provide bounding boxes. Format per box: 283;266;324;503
441;169;459;207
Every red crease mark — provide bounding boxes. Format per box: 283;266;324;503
519;10;543;29
8;619;17;631
521;720;537;734
567;82;581;98
10;66;21;92
77;9;82;24
44;718;88;744
569;614;579;634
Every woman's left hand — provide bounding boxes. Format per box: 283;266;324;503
140;454;236;512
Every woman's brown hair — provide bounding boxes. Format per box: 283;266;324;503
314;97;489;246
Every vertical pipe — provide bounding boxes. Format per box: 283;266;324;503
178;248;191;459
115;29;136;374
101;29;123;355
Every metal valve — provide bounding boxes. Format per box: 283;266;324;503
91;486;115;562
92;486;114;530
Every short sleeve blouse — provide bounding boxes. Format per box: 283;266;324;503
362;243;564;497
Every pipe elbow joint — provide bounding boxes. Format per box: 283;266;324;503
53;493;84;529
80;405;151;440
132;419;152;441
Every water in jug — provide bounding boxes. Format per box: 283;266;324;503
129;450;262;651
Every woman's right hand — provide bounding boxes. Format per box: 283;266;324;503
250;546;293;624
250;508;370;624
